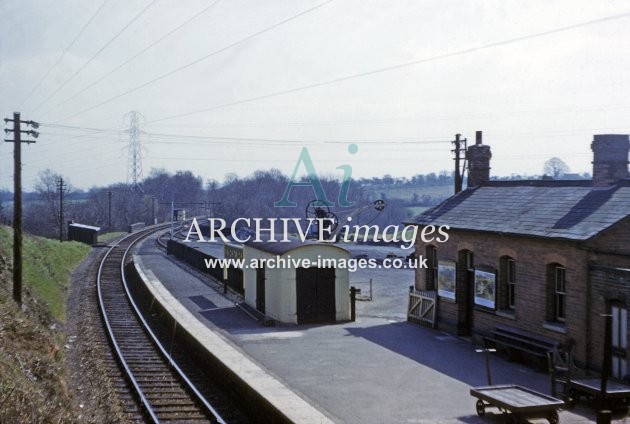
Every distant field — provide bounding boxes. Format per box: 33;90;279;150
405;206;430;218
362;184;453;202
98;232;125;243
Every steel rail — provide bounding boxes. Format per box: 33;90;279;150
97;225;226;423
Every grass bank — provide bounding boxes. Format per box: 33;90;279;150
0;225;92;422
98;231;125;244
0;225;91;322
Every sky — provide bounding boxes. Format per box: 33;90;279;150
1;0;630;190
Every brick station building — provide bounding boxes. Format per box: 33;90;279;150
408;133;630;375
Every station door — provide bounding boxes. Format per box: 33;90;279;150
612;305;628;379
256;267;266;314
296;267;336;324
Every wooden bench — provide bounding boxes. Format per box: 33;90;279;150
484;325;560;367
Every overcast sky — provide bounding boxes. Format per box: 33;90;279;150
1;0;630;190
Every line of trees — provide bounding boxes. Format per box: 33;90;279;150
2;167;429;239
0;158;588;240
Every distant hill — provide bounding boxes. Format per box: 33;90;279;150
361;183;453;204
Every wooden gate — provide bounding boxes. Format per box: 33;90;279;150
408;289;437;328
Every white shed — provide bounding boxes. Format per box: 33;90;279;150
242;238;350;324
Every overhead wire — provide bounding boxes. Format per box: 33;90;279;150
40;0;222;117
151;102;630;128
18;0;111;110
141;10;630;124
54;0;334;123
37;122;453;145
35;121;630;148
30;0;159;114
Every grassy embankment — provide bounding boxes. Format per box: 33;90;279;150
98;231;125;244
0;225;91;422
0;225;91;321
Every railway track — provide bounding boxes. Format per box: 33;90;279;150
156;220;191;249
97;226;229;423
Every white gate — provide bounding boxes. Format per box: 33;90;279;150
407;289;436;328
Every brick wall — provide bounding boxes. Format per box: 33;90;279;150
585;218;630;257
414;227;590;363
587;265;630;372
413;223;630;368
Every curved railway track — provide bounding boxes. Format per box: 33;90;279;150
97;226;227;423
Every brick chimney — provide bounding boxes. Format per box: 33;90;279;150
466;131;492;187
591;134;629;186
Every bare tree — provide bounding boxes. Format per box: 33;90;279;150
543;157;570;179
24;169;73;237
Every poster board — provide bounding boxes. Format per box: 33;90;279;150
437;260;456;300
474;269;496;309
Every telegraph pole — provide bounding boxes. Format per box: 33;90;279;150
108;190;112;232
57;178;66;242
452;134;467;194
4;112;39;307
151;196;156;225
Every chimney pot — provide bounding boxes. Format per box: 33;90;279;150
591;134;629;186
467;131;491;187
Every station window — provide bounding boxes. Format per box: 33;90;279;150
546;263;566;323
554;266;566;322
499;257;516;311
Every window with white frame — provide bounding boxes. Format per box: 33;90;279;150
507;258;516;310
554;266;566;322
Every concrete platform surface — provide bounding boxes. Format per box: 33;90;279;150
135;236;616;423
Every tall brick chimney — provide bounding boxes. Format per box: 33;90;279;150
466;130;492;187
591;134;629;186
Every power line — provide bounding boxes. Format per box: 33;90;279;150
135;77;630;120
145;101;630;129
143;9;630;124
54;0;334;123
37;122;451;144
40;0;222;117
147;96;630;127
143;155;449;163
30;0;159;114
39;122;123;133
145;130;450;145
37;119;630;147
18;0;110;110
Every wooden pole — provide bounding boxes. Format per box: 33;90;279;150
12;113;22;306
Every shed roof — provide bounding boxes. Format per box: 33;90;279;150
243;237;349;255
408;179;630;241
69;223;101;231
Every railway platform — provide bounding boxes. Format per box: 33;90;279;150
134;236;606;423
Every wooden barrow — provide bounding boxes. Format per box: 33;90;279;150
470;384;564;423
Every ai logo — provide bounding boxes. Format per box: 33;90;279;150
274;144;358;207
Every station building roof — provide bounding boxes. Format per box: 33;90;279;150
407;179;630;241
